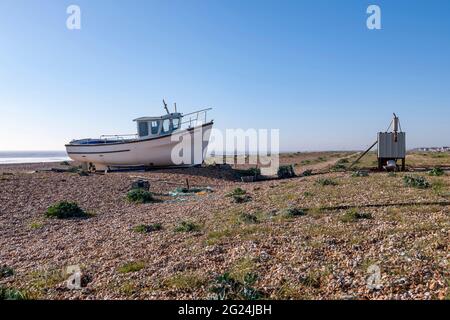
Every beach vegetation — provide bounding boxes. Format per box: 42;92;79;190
0;286;28;300
299;271;323;289
45;201;89;219
0;265;14;278
174;221;201;232
316;178;338;186
162;272;207;290
126;189;155;203
226;187;247;197
429;167;445;176
403;175;431;189
232;194;252;203
210;272;262;300
340;209;372;223
279;207;306;218
133;223;162;233
118;261;145;274
239;213;258;224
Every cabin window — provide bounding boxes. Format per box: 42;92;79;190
138;122;149;137
162;119;170;133
172;118;180;130
150;121;159;135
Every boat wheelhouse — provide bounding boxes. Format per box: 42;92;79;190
134;112;182;140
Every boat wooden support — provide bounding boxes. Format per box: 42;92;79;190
348;141;378;169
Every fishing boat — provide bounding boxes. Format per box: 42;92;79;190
65;101;213;172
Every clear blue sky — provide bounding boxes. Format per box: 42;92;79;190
1;0;449;151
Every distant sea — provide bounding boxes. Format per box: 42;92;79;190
0;151;70;164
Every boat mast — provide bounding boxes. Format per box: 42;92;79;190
162;99;170;114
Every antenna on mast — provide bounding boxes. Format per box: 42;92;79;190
392;113;400;142
162;99;170;114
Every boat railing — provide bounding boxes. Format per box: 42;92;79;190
180;108;212;129
99;134;138;141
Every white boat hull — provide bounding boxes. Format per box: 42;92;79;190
65;122;213;170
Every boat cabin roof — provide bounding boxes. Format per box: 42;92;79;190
133;112;182;122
